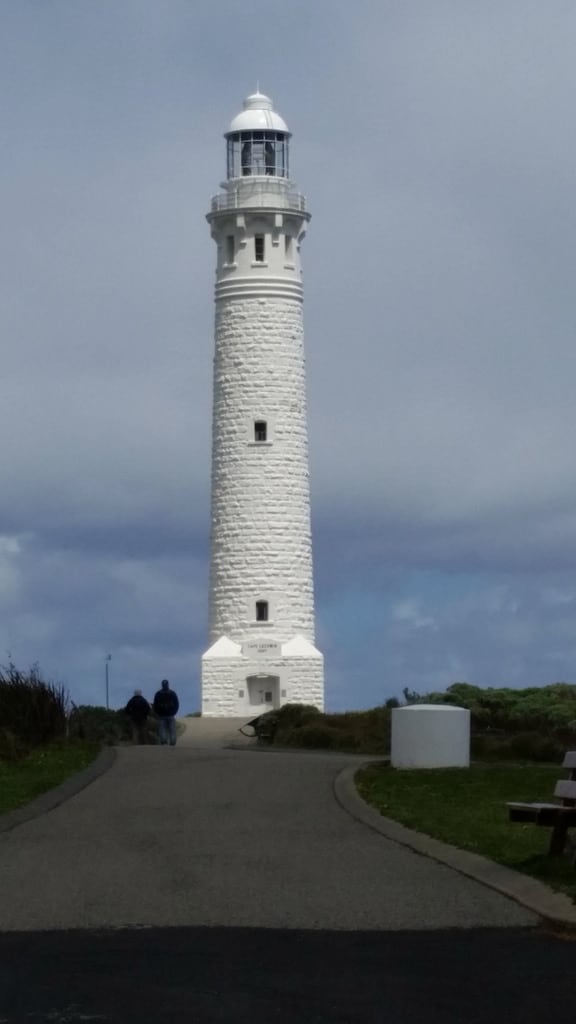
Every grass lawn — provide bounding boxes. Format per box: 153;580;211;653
356;762;576;902
0;741;100;816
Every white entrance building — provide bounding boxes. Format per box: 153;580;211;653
201;91;324;717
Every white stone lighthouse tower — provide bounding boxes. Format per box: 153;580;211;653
201;91;324;717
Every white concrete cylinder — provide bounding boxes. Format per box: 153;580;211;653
391;705;470;769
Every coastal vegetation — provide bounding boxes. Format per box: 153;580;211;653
0;662;100;815
252;682;576;759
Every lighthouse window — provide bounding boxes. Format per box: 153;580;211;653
265;141;275;175
285;235;294;260
254;420;267;442
254;235;265;262
226;236;235;263
241;139;252;176
228;132;289;180
256;601;269;622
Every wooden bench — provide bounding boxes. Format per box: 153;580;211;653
507;751;576;859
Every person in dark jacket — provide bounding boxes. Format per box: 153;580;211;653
124;689;151;745
153;679;180;746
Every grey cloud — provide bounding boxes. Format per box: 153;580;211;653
1;1;576;708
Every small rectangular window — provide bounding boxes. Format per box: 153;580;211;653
254;235;265;262
285;235;293;260
226;236;235;263
254;420;267;442
238;689;245;698
264;691;273;703
256;600;269;622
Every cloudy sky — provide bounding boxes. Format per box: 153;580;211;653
1;0;576;712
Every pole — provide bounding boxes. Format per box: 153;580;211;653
105;654;111;709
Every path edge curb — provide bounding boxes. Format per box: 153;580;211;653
334;761;576;930
0;746;117;835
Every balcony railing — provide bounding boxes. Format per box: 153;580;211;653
210;179;306;215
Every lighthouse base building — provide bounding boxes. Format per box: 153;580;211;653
201;91;324;718
202;636;324;718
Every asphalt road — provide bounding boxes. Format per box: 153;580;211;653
1;924;575;1023
0;745;535;932
1;731;573;1021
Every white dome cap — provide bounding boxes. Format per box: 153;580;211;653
226;91;290;135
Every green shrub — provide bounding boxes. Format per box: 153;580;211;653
68;705;129;744
250;704;320;743
507;732;566;762
68;705;158;745
254;703;391;754
0;727;24;762
285;722;339;749
274;703;321;728
273;703;321;743
472;731;565;763
253;684;576;759
404;681;576;757
0;663;68;758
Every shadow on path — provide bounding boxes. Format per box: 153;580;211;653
0;925;574;1023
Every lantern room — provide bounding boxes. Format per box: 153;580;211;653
225;91;291;180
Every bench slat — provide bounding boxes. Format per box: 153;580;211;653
507;803;576;827
507;802;560;811
554;779;576;801
562;751;576;769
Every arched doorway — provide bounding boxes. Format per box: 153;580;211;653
246;675;280;710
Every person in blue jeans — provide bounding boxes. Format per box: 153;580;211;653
153;679;180;746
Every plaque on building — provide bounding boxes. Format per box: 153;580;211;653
242;640;282;658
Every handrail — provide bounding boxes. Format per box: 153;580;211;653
211;181;306;214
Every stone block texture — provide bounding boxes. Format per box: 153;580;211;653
208;295;315;646
202;140;325;715
202;649;324;717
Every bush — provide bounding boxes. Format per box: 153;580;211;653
253;703;391;754
274;703;321;728
419;681;576;741
250;704;320;743
471;731;565;763
0;663;68;759
323;707;391;752
0;727;24;761
285;722;340;749
68;705;158;745
273;703;321;743
68;705;130;745
252;684;576;760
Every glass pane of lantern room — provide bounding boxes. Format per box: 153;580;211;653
275;138;285;177
252;142;265;174
227;135;241;178
241;137;252;175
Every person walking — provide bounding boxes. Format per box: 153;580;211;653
124;689;151;745
153;679;180;746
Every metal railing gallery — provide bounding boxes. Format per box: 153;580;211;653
211;180;306;214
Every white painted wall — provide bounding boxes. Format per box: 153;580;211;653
208;295;314;644
391;705;471;768
202;636;324;717
201;95;325;716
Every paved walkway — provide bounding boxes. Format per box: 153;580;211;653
0;720;536;933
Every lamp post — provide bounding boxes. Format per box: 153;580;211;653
105;654;111;710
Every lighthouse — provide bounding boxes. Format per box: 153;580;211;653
201;91;324;717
